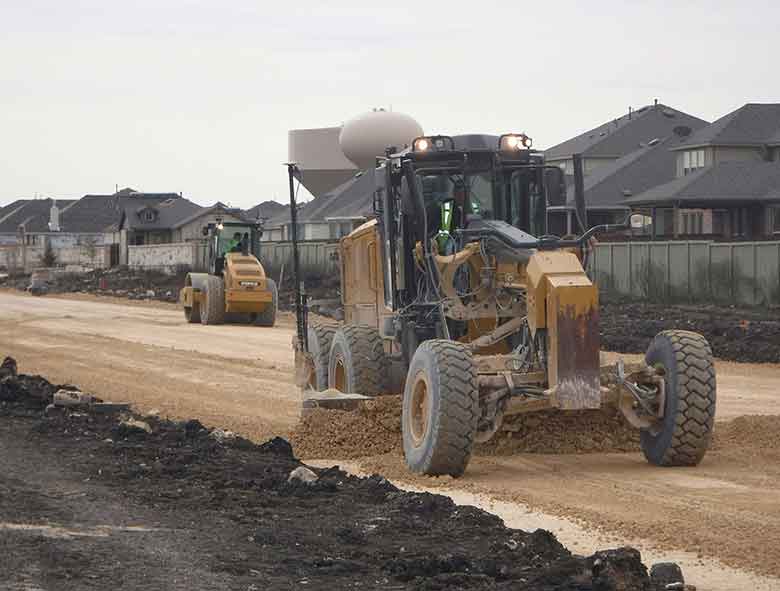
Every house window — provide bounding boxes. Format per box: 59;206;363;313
773;207;780;235
680;209;704;235
141;209;156;223
683;149;705;175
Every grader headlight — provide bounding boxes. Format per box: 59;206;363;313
413;135;454;153
499;133;532;151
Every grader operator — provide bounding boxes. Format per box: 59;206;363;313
290;133;716;478
180;219;278;326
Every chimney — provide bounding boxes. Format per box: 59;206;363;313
48;201;61;232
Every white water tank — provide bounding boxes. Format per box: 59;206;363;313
339;110;423;170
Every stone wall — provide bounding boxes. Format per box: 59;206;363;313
127;242;202;272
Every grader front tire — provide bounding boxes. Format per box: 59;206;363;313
641;330;716;466
402;340;479;478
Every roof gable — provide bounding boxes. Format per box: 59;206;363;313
545;104;708;160
674;103;780;150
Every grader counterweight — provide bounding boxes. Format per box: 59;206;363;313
289;133;716;477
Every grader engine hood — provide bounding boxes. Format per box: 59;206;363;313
526;251;601;410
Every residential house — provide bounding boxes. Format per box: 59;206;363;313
545;102;708;177
262;169;375;242
244;200;287;223
626;103;780;239
170;202;248;243
0;198;77;246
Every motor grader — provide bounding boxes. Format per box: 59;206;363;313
289;133;716;477
180;219;277;326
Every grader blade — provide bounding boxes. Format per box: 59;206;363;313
301;389;371;416
549;290;601;410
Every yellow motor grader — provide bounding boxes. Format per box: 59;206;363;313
180;220;277;326
288;134;716;477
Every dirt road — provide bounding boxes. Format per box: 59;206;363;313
2;291;779;588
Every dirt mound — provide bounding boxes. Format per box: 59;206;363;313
291;396;640;460
479;409;640;455
601;302;780;363
290;396;402;459
1;360;673;590
712;415;780;451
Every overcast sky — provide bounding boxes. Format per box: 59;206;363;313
1;0;778;209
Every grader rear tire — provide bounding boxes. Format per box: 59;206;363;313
327;325;387;396
254;278;278;327
200;276;226;325
402;340;479;478
641;330;716;466
307;323;336;391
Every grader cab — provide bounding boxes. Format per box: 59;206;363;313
180;220;278;326
290;133;716;477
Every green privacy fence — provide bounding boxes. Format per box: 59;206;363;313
257;240;340;280
589;241;780;307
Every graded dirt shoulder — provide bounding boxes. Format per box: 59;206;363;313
2;291;780;585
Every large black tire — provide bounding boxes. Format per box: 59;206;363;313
402;340;479;478
307;323;336;391
254;278;278;327
327;325;387;396
641;330;716;466
184;299;201;324
200;276;226;325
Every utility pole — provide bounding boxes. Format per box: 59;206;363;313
286;163;307;352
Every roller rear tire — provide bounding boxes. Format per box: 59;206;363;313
255;279;278;327
200;276;226;325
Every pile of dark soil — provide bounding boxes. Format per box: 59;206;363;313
7;267;186;302
291;396;640;461
0;357;676;590
600;302;780;363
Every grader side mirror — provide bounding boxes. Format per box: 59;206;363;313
630;213;653;230
544;167;566;207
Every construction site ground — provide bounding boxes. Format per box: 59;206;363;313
1;290;779;590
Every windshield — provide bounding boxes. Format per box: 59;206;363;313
417;171;495;220
217;225;253;256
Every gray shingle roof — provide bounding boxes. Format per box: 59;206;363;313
673;103;780;150
172;202;248;229
266;169;375;227
556;134;691;210
60;194;122;233
0;199;77;233
624;160;780;207
119;195;202;231
244;201;286;221
545;104;708;160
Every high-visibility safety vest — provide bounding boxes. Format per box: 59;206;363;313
436;198;480;252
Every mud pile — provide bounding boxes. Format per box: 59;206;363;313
291;396;402;459
15;267;186;303
482;409;640;455
291;396;640;461
2;358;678;590
601;301;780;363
